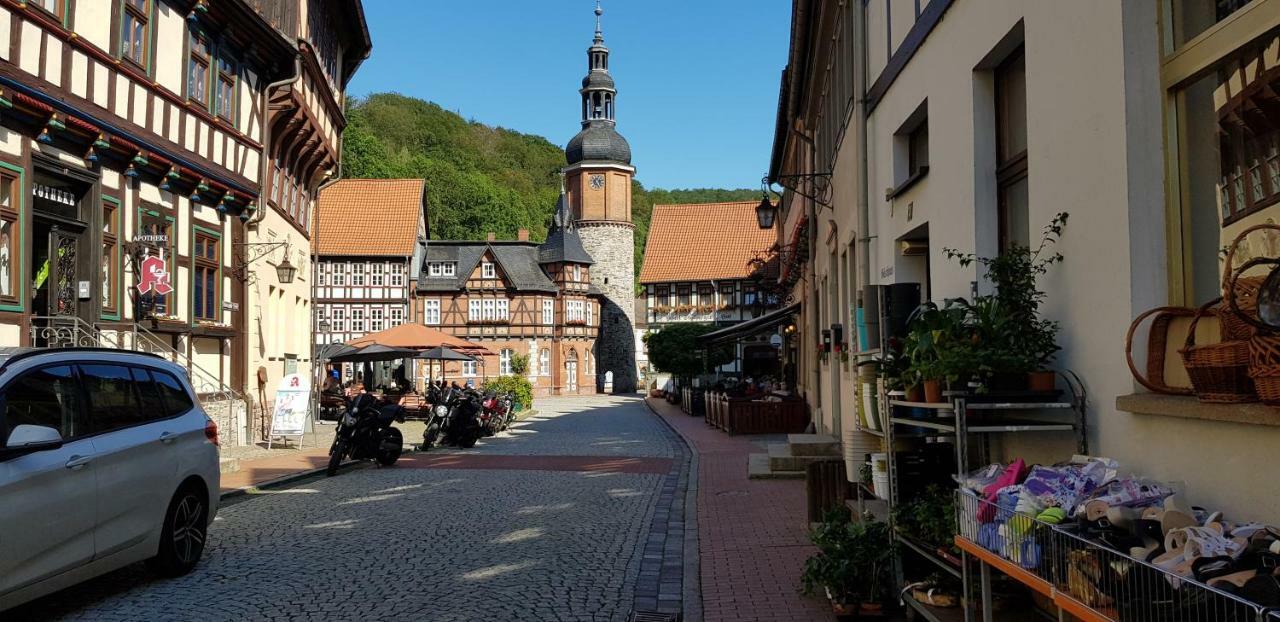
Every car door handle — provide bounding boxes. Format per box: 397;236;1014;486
159;432;176;445
65;455;93;471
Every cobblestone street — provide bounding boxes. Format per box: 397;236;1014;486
11;396;688;622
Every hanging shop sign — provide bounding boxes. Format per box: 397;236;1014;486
138;255;173;296
135;234;169;245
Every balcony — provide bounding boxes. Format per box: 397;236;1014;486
242;0;298;40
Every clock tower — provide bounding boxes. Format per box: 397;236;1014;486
564;1;637;393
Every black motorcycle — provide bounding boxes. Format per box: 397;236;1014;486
443;387;485;449
421;381;454;450
327;393;405;476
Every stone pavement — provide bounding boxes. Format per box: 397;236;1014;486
218;446;335;494
11;396;691;622
647;397;834;622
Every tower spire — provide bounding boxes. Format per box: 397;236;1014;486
594;1;603;44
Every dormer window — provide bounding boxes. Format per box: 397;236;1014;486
427;262;457;278
443;262;456;277
482;262;496;279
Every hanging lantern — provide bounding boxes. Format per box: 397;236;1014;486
276;257;297;284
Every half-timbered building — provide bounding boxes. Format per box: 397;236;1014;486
416;192;602;396
313;179;425;348
0;0;367;445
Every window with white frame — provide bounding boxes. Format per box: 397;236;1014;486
424;300;441;325
429;262;442;277
462;360;477;377
352;263;365;286
543;299;554;325
573;265;581;282
496;299;509;321
371;263;385;286
469;299;482;321
482;262;496;279
370;308;385;332
539;348;550;376
331;308;345;332
390;307;404;327
332;267;346;286
500;348;513;375
350;308;365;333
318;269;328;286
483;299;495;321
567;300;585;322
443;262;456;277
586;301;593;326
390;263;405;286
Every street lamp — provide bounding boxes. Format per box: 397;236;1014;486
755;193;777;230
276;256;297;284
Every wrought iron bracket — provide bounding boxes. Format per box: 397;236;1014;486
231;241;290;282
772;172;833;208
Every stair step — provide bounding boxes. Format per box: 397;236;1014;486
748;453;804;480
768;443;842;471
786;433;841;456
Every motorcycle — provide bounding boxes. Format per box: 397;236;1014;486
421;381;454;450
482;391;514;436
441;383;485;449
327;393;406;476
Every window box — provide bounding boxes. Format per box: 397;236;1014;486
147;316;191;334
193;322;236;338
467;318;510;326
566;319;587;326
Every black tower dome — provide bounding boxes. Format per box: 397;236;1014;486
565;2;631;166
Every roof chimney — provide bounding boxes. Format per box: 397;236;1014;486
486;232;496;241
518;228;529;241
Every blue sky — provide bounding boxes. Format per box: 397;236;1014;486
347;0;792;190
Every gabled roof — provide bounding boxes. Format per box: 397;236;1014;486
638;201;777;284
538;191;595;265
417;241;559;294
317;179;426;257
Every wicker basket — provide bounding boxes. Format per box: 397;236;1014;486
1248;335;1280;405
1221;224;1280;340
1125;306;1194;395
1179;299;1256;404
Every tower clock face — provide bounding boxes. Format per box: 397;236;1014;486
589;174;606;190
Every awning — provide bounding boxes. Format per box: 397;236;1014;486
697;303;800;346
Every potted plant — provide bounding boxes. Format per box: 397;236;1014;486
945;212;1068;393
801;508;895;616
903;302;970;403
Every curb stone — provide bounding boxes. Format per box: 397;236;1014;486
219;445;419;501
645;397;703;622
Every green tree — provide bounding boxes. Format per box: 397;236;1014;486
644;323;735;381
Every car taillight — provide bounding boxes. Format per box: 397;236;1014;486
205;418;220;446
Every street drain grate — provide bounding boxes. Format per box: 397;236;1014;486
628;612;680;622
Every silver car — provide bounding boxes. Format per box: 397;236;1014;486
0;348;220;611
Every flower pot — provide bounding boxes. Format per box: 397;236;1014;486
922;379;944;403
1028;370;1056;392
905;384;924;403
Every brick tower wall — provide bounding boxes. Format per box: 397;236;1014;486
578;222;637;393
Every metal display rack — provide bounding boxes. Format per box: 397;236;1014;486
876;376;1087;622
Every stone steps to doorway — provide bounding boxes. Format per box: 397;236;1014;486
747;433;841;479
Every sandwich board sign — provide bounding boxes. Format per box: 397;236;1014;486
268;373;309;449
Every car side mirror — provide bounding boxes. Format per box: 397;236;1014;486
1;424;64;459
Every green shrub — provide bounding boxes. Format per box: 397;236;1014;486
483;375;534;411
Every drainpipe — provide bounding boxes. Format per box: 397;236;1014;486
855;0;871;302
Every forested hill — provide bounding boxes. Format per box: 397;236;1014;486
341;93;757;280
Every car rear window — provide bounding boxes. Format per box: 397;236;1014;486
81;364;144;433
152;370;195;417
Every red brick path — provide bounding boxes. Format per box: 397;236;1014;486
647;398;833;622
218;447;333;494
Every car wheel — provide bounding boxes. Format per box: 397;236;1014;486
147;487;208;577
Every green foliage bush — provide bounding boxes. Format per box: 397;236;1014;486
800;507;894;605
644;324;735;380
483;376;534;412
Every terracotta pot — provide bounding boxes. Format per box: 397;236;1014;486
905;384;924;403
923;379;944;403
1028;371;1056;392
860;602;885;617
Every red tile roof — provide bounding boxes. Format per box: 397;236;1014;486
316;179;426;256
639;201;777;284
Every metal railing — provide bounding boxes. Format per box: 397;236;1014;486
29;317;240;403
956;489;1277;622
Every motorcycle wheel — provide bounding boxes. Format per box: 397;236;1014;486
423;423;440;450
326;441;345;477
377;428;403;466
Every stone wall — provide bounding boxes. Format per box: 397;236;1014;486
578;222;638;393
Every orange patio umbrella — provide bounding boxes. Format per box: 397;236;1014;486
345;323;493;357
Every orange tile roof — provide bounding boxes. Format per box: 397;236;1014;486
316;179;426;256
639;201;777;284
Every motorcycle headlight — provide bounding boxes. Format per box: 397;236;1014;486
435;405;448;416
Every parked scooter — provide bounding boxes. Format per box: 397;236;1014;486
327;393;406;476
